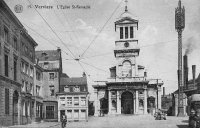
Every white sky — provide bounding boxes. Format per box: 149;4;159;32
4;0;200;95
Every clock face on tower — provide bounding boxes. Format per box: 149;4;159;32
124;42;129;47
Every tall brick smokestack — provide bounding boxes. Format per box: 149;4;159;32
163;87;165;96
183;55;188;89
192;65;196;86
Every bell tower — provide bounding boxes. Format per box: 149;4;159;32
114;0;141;78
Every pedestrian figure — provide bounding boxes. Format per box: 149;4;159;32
61;114;67;128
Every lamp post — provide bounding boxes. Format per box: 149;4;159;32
175;0;185;117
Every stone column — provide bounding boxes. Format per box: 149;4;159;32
117;91;121;114
108;90;112;115
135;90;138;114
144;89;147;114
18;95;21;125
133;98;136;114
158;87;162;109
94;89;99;117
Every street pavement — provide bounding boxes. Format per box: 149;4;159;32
7;114;189;128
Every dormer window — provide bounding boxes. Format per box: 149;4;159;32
64;86;69;92
73;86;80;92
120;27;123;39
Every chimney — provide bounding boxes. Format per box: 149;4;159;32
144;71;147;77
192;65;196;86
163;87;165;96
57;47;61;52
183;55;188;89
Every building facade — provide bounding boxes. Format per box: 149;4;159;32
57;75;89;122
33;64;44;122
93;5;163;116
35;48;62;121
0;0;38;126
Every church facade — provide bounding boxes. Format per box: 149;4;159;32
93;5;163;116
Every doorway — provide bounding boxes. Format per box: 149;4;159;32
121;91;133;114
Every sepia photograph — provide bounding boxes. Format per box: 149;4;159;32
0;0;200;127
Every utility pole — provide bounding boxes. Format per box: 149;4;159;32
175;0;185;117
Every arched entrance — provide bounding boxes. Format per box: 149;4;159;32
121;91;133;114
13;90;19;125
100;98;108;115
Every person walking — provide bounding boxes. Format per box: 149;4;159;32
61;114;67;128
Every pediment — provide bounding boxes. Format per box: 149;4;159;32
115;17;138;25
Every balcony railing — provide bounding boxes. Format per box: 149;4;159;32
108;76;147;83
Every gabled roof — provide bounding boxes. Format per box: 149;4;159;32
60;77;87;86
36;49;61;61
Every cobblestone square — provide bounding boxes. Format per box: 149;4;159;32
8;115;189;128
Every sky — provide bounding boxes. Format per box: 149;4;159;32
4;0;200;95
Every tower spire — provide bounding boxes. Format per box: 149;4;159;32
125;0;128;12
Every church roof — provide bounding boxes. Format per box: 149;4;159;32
119;11;138;20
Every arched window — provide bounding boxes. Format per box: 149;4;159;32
122;60;132;77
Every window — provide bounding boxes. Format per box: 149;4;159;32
112;100;116;109
25;82;28;92
120;27;123;39
25;64;29;75
125;27;128;39
24;46;28;54
30;83;33;94
73;86;80;92
21;42;24;52
22;80;26;92
36;85;40;96
4;27;9;43
5;88;9;114
30;66;33;77
4;54;9;77
80;110;86;119
21;61;25;73
14;59;17;81
67;110;72;119
13;37;18;50
60;97;65;106
139;99;144;107
44;62;49;69
74;97;79;106
130;26;134;38
64;86;69;92
22;102;25;116
36;71;41;81
46;106;54;119
30;50;33;59
49;73;54;80
122;60;132;77
74;110;79;119
67;97;72;106
81;97;86;106
49;85;55;96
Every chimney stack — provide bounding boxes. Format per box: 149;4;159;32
183;55;188;89
144;71;147;77
192;65;196;86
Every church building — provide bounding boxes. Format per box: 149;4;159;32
93;2;163;116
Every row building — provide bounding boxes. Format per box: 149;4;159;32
0;0;38;126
